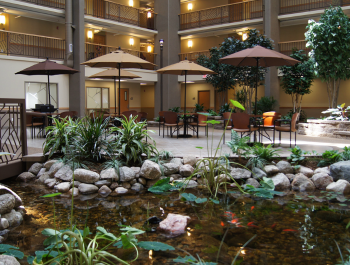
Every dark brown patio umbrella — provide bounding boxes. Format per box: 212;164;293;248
219;45;300;115
89;69;141;114
16;58;79;107
82;48;155;115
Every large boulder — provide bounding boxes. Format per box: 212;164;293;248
55;182;71;193
330;161;350;182
244;178;260;189
0;194;15;214
139;160;162;180
44;160;56;171
0;255;20;265
231;168;251;179
158;213;191;236
0;218;9;230
183;156;197;167
179;164;194;177
163;163;179;175
292;173;316;191
100;168;119;181
170;158;183;167
311;173;333;190
264;165;280;175
270;173;291;191
17;172;36;182
37;168;46;178
74;169;100;184
28;163;43;175
0;185;22;208
119;167;136;182
326;179;350;195
55;165;73;182
48;162;64;177
78;183;98;195
295;166;314;178
251;167;267;179
315;167;330;175
2;209;23;227
276;161;294;174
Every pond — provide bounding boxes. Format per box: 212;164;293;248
3;178;350;265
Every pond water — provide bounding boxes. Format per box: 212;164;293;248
3;178;350;265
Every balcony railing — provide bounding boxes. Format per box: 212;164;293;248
85;42;157;70
17;0;65;9
179;50;211;62
85;0;156;30
179;0;263;31
278;40;311;56
0;30;65;60
279;0;350;15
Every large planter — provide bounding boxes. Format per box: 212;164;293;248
298;119;350;139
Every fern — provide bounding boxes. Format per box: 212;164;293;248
226;130;251;158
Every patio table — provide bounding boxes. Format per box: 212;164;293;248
177;113;196;138
249;114;281;143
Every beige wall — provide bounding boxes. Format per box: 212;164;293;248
105;33;140;50
181;82;215;109
140;85;155;119
180;0;229;13
181;35;236;54
110;0;140;8
280;24;307;42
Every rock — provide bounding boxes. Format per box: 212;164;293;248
78;183;98;195
54;165;73;182
0;185;22;208
100;168;119;181
119;167;136;182
44;178;57;188
98;185;112;196
173;179;198;188
231;168;251;179
0;218;9;230
74;169;100;184
131;183;144;192
252;167;267;179
36;173;51;184
295;166;314;178
69;188;79;197
214;174;231;183
110;182;119;189
101;201;117;209
138;177;147;185
131;167;141;175
330;161;350;182
315;167;330;175
17;172;36;182
158;213;191;236
311;172;333;190
28;163;43;175
276;161;294;174
48;162;64;177
15;206;26;217
286;174;295;182
163;163;179;175
326;179;350;195
130;179;137;185
264;165;280;175
179;164;194;177
2;209;23;227
122;182;131;189
55;182;71;193
292;173;316;191
94;180;112;187
37;168;46;178
146;179;160;187
170;158;183;167
244;178;260;188
183;156;197;167
0;255;20;265
71;181;81;187
270;173;291;191
168;174;182;180
0;194;15;214
44;160;56;171
115;187;128;194
140;160;162;179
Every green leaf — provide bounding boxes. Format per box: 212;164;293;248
0;244;19;252
120;226;145;235
113;241;123;248
40;193;62;198
195;146;203;149
148;177;173;194
35;250;58;263
138;241;175;251
205;120;221;125
173;255;197;263
96;226;118;241
195;197;208;204
261;177;275;190
181;193;197;202
339;204;347;206
27;256;35;265
41;228;61;237
6;249;24;259
230;99;245;111
209;198;220;204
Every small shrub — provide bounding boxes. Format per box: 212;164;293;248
253;96;277;115
342;146;350;161
317;150;342;167
227;130;250;159
288;145;308;165
219;103;233;116
246;144;280;169
169;106;180;113
194;103;204;112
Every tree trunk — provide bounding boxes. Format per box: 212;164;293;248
327;78;341;108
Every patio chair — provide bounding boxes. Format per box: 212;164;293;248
188;113;208;138
163;111;183;138
273;112;300;148
26;112;45;139
263;111;281;129
122;110;138;121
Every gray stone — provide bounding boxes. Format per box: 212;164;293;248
69;188;79;197
311;172;333;190
28;163;43;175
183;156;197;167
138;177;147;185
2;209;23;227
44;160;56;171
159;213;191;236
173;179;198;188
140;160;162;179
315;167;330;175
17;172;36;182
168;174;182;180
37;168;46;178
130;179;137;185
55;182;71;193
231;168;251;179
146;179;160;187
170;158;183;167
0;218;9;230
130;167;141;174
122;182;131;189
179;164;194;177
74;169;100;184
131;183;144;192
119;167;136;182
295;166;314;178
44;178;57;188
286;174;295;182
15;206;26;217
71;181;81;187
0;185;22;208
326;179;350;195
110;182;119;189
94;180;112;187
276;161;294;174
0;194;15;214
48;162;64;177
115;187;129;194
292;173;316;191
54;165;73;181
264;165;280;175
252;167;267;179
163;163;179;175
78;183;98;195
330;161;350;182
100;168;119;181
101;201;117;209
98;185;112;196
271;173;291;191
0;255;20;265
214;174;231;183
244;178;260;188
36;173;50;184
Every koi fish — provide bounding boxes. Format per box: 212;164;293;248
271;223;276;229
224;211;236;218
247;222;259;228
230;218;239;224
251;206;255;211
283;229;298;232
221;221;225;227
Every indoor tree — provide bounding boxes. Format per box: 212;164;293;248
279;49;314;114
305;6;350;108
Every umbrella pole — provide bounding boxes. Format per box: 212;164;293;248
114;76;116;115
48;74;51;106
118;64;121;116
254;58;259;143
184;70;187;135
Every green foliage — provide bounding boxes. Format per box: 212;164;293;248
206;109;219;116
252;96;277;115
159;150;174;160
137;241;175;251
155;116;160;122
181;193;197;202
235;90;246;110
227;130;250;158
322;103;350;121
173;255;217;265
282;109;307;122
195;103;205;112
288;146;308;165
148;177;173;194
169;106;180;113
244;177;283;199
218;103;233;116
0;244;24;259
342;146;350;161
306;6;350;108
246;144;280;169
317;150;343;167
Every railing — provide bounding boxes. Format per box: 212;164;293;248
85;42;156;70
279;0;350;15
278;40;311;56
179;0;263;31
179;50;211;61
0;30;65;60
85;0;156;30
17;0;65;9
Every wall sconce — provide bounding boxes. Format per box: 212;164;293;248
129;37;134;47
188;3;193;11
129;0;133;7
147;45;152;53
147;11;152;18
242;33;248;41
188;40;193;48
0;14;5;25
87;30;93;39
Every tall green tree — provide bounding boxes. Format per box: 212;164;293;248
305;6;350;108
279;49;314;114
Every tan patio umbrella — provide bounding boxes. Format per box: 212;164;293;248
219;45;300;115
89;68;141;114
157;59;216;137
82;48;155;114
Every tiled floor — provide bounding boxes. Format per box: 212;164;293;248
27;126;350;158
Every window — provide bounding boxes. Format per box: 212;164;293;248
25;82;58;110
86;87;109;112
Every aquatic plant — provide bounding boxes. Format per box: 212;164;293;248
244;177;283;199
318;150;343;167
288;145;308;166
226;130;250;160
246;143;280;170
